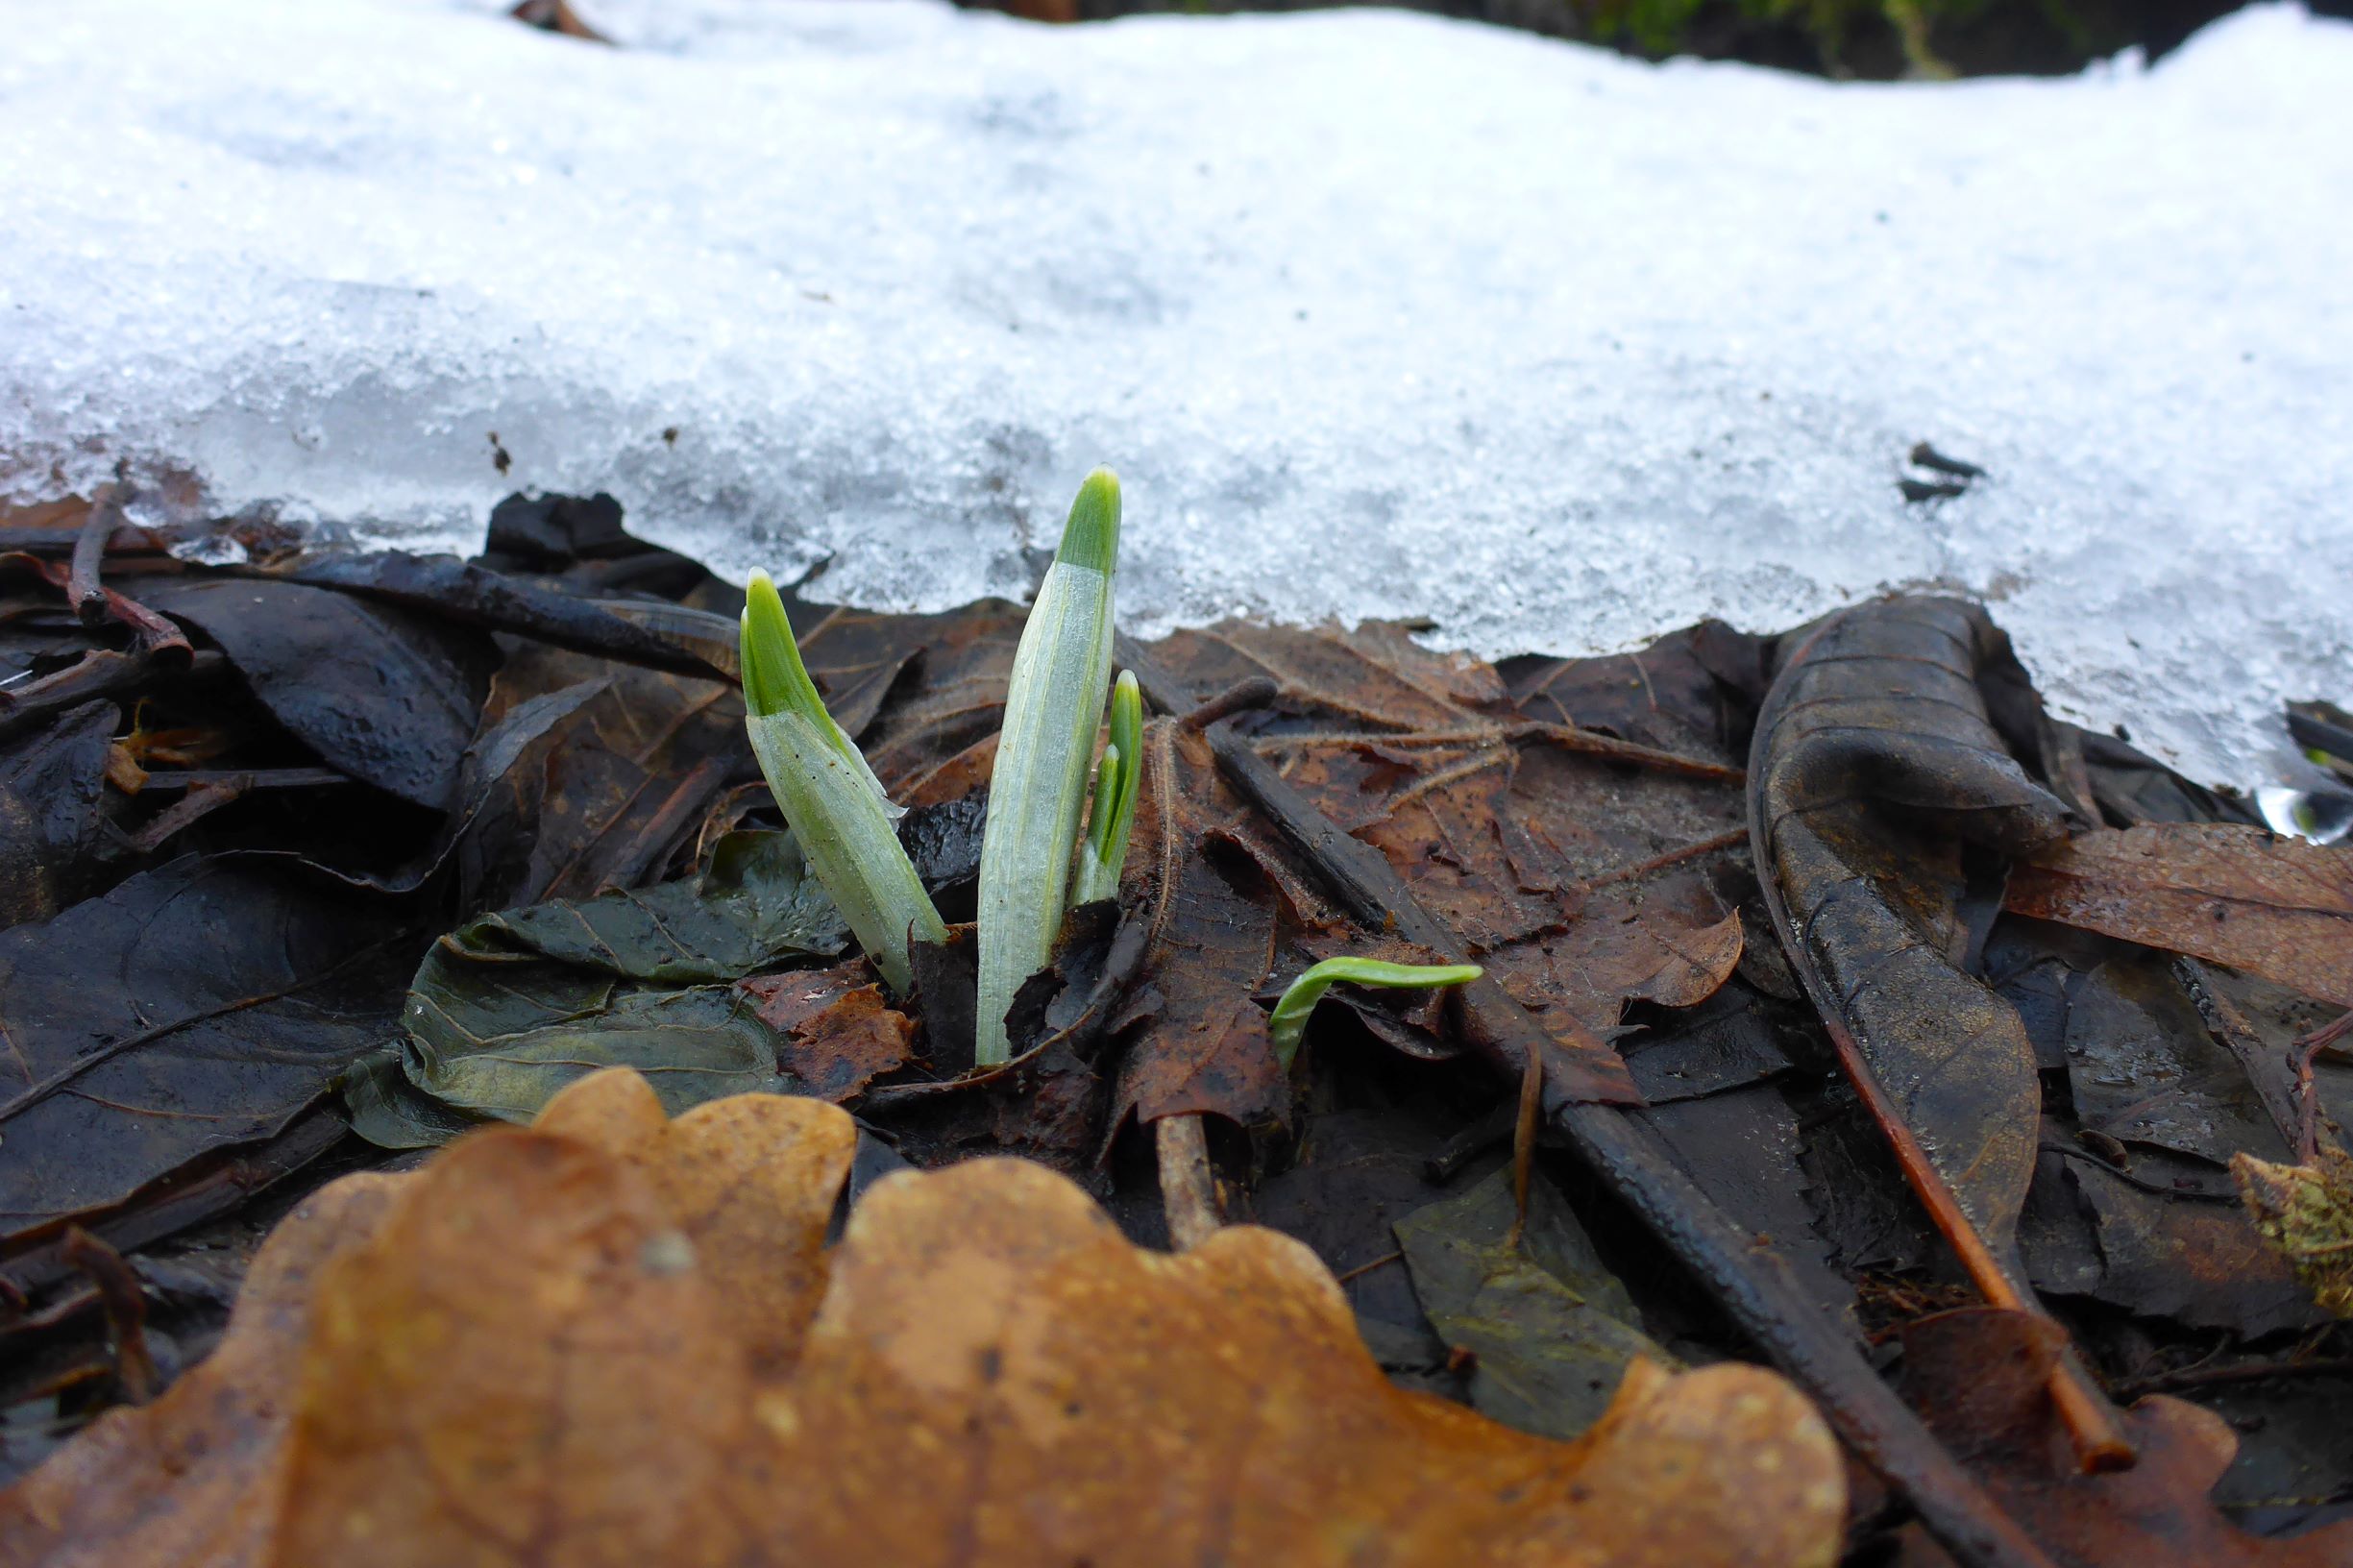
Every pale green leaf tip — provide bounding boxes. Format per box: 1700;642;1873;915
1056;467;1121;575
740;569;798;719
1268;957;1483;1070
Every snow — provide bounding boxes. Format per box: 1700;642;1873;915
3;0;2349;786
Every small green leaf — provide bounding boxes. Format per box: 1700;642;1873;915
1268;956;1483;1069
1072;671;1146;908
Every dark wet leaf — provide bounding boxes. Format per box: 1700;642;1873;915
0;856;410;1241
2056;949;2293;1167
481;490;632;567
269;551;730;681
907;928;979;1075
1751;597;2071;1268
2007;823;2353;1008
896;792;987;908
808;596;1023;791
461;830;846;982
1635;1079;1859;1325
1249;1106;1462;1337
1394;1166;1670;1440
399;958;773;1126
1483;895;1744;1041
139;578;496;812
2071;725;2263;828
348;831;844;1143
0;699;116;930
472;646;747;904
427;675;610;901
2198;1377;2353;1537
1618;979;1798;1104
1114;723;1287;1131
1795;1081;1939;1275
1149;619;1510;733
2066;1157;2322;1336
1900;1308;2353;1567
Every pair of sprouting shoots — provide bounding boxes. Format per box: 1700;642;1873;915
739;467;1477;1069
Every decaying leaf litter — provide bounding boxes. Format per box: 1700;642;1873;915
3;488;2352;1566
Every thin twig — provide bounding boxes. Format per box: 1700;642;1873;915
1506;1046;1543;1252
66;489;123;626
61;1228;156;1405
1156;1114;1222;1251
2112;1357;2353;1401
1258;720;1742;782
1561;828;1749;898
2294;1009;2353;1164
1335;1250;1404;1286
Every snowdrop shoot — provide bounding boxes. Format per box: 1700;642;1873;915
976;469;1124;1066
740;569;945;995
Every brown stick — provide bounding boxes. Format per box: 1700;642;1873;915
1209;720;2056;1568
66;489;123;626
61;1228;157;1405
1506;1045;1543;1252
1156;1114;1222;1251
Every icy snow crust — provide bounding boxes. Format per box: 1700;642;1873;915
3;1;2349;784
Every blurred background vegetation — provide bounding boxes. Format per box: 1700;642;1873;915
965;0;2347;80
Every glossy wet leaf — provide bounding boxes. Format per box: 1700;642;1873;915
402;973;776;1123
2007;823;2353;1008
139;578;496;812
0;1071;1846;1568
471;645;748;906
1751;598;2071;1268
0;698;116;931
0;856;411;1242
345;830;848;1144
1394;1166;1671;1440
460;829;846;982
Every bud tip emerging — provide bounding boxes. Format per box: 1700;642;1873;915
1056;467;1121;575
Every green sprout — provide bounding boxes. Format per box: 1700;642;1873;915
975;469;1122;1066
740;570;945;995
1071;670;1143;909
1267;957;1483;1070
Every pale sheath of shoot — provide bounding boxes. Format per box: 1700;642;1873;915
740;570;945;995
1071;670;1143;908
975;469;1122;1066
1268;957;1483;1069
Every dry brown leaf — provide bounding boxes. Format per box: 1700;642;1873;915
3;1069;1845;1568
2006;823;2353;1007
1115;720;1289;1130
0;1176;405;1568
740;968;919;1103
1487;897;1745;1037
1900;1307;2353;1568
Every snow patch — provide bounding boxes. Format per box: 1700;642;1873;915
3;0;2349;784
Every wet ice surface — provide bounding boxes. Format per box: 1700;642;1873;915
3;0;2349;785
